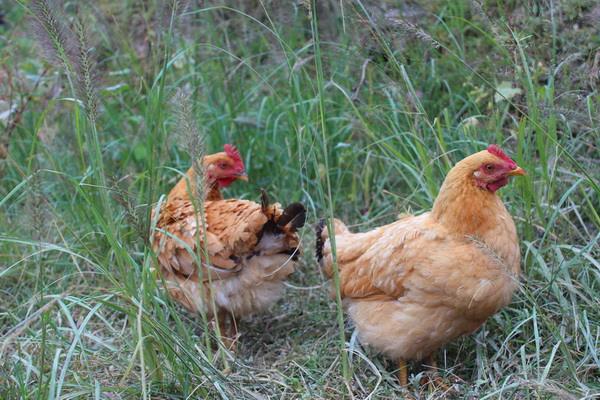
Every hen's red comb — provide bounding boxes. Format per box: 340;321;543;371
487;144;516;168
224;144;245;170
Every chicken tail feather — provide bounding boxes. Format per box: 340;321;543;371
254;196;306;258
277;202;306;231
315;218;326;261
260;189;269;212
315;218;350;262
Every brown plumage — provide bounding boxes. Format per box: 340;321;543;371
317;145;526;386
153;153;305;349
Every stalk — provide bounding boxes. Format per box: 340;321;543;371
309;0;350;382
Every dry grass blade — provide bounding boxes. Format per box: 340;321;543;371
0;294;67;358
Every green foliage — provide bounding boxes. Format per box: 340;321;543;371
0;0;598;398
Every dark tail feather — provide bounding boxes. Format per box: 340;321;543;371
260;189;305;230
255;197;306;261
315;218;326;261
277;202;306;231
260;189;269;212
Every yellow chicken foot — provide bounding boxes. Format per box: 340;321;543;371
397;359;409;387
397;359;417;399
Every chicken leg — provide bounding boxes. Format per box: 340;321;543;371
216;310;239;352
422;354;454;392
397;359;409;387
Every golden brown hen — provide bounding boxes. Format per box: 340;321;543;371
152;147;305;350
316;145;525;387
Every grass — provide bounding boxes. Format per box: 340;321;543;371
1;0;598;398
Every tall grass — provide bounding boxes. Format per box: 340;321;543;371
1;0;598;398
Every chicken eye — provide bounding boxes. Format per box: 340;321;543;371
218;163;227;169
485;164;494;172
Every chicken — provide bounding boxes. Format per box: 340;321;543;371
152;149;306;350
167;143;248;203
316;144;526;387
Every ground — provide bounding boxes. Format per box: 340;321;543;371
0;1;598;399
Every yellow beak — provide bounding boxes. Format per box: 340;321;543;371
507;166;526;176
237;173;249;181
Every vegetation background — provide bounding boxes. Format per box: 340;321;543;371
0;0;598;398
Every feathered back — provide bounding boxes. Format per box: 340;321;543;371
153;191;306;284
